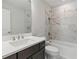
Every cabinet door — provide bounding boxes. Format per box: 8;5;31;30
32;48;45;59
27;57;32;59
4;54;16;59
40;41;45;49
18;44;39;59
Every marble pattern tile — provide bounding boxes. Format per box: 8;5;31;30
46;1;77;43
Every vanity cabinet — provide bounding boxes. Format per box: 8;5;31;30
4;41;45;59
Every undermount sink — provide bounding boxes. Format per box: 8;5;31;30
9;39;34;47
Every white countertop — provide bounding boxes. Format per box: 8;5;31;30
2;36;45;58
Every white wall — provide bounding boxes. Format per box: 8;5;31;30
31;0;51;37
2;1;26;34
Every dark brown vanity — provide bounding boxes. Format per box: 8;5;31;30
4;41;45;59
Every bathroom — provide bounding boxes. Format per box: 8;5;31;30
2;0;77;59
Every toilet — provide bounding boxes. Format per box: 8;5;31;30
45;46;59;59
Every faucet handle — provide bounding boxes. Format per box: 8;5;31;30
21;34;24;39
18;35;20;40
17;34;24;40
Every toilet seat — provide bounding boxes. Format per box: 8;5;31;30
45;46;59;55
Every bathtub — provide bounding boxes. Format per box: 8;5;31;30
49;40;77;59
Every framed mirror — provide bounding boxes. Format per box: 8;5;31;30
2;0;32;36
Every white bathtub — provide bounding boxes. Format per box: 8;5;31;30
49;40;77;59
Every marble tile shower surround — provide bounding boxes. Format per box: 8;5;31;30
46;1;77;43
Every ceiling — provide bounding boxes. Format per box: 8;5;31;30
2;0;31;9
3;0;76;9
44;0;77;8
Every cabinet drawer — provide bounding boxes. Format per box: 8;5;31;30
4;54;16;59
39;41;45;49
18;44;39;59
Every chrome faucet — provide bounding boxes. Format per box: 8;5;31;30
11;36;16;41
11;34;24;41
17;34;24;40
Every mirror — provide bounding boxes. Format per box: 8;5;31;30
2;0;32;35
